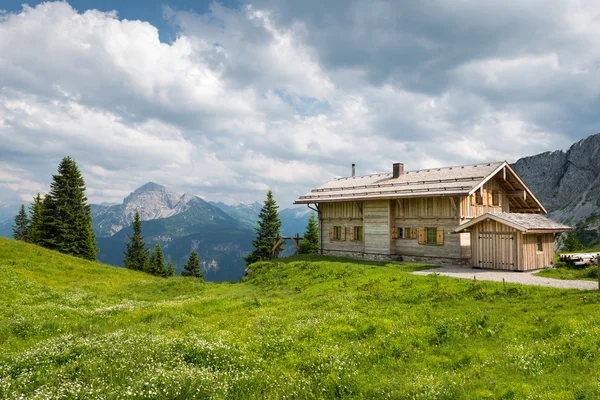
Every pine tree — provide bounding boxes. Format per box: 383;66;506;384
244;190;283;265
182;251;203;279
299;213;319;254
27;194;44;245
12;204;29;241
166;259;176;277
149;242;168;277
563;231;585;252
42;157;97;260
124;212;149;271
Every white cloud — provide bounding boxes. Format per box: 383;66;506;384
0;0;597;212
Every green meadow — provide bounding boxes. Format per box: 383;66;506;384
1;237;600;399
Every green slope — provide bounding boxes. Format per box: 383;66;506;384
1;237;600;399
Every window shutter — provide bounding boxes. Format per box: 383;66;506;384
470;194;476;206
329;227;334;240
350;227;355;241
391;227;399;239
418;228;425;245
411;227;417;239
487;190;493;206
341;226;346;241
437;227;444;245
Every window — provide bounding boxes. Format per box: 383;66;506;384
333;226;343;240
393;227;415;240
492;191;500;206
418;227;444;246
426;227;438;244
352;226;363;241
536;235;543;252
475;191;483;205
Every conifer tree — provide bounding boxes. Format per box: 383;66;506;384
563;231;585;252
166;259;176;277
124;212;149;271
12;204;29;241
43;157;97;260
27;194;44;245
149;242;168;277
299;213;319;254
244;190;283;265
182;251;203;279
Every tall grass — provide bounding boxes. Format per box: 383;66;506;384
1;238;600;399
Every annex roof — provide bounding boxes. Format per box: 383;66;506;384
453;212;572;233
294;161;546;213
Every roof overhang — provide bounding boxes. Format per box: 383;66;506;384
453;213;572;234
293;191;469;204
468;162;547;214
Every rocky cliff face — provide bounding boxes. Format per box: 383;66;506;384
512;133;600;226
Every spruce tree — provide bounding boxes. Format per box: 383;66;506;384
244;190;283;265
124;212;149;271
182;251;203;279
563;231;585;252
149;242;168;277
28;194;44;245
12;204;29;241
299;213;319;254
166;259;176;277
43;157;97;260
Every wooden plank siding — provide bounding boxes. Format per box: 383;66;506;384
390;197;461;259
320;202;364;253
468;219;555;271
521;233;555;270
364;200;390;254
469;219;521;270
460;179;510;219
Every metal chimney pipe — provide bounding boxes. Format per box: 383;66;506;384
352;164;356;177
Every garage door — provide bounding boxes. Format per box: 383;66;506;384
478;232;517;270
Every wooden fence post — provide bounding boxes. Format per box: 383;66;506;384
597;254;600;291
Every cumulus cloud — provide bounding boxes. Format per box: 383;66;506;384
0;0;597;213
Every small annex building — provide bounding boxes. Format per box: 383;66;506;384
294;161;571;270
453;213;571;271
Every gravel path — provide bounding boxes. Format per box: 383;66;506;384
413;265;598;290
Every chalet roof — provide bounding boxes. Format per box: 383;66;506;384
295;160;507;201
454;212;572;233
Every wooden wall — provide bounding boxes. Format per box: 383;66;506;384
460;179;510;219
391;197;461;259
468;219;555;271
319;198;466;260
320;202;364;253
521;233;555;270
364;200;390;254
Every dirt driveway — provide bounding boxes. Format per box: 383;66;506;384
413;265;598;290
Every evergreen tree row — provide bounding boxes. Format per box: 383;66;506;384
123;211;202;279
12;157;97;261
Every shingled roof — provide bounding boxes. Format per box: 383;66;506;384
454;212;572;233
295;161;507;204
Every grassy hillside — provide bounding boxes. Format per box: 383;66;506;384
1;238;600;399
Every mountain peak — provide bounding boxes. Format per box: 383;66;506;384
136;182;168;192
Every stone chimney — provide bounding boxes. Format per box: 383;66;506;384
393;163;404;178
352;163;356;177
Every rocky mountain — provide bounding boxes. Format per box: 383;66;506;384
512;133;600;223
92;183;254;281
512;133;600;248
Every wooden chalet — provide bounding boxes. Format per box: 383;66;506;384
294;161;571;270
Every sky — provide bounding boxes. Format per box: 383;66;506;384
1;0;599;214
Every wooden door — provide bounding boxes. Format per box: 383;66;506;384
477;232;516;270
